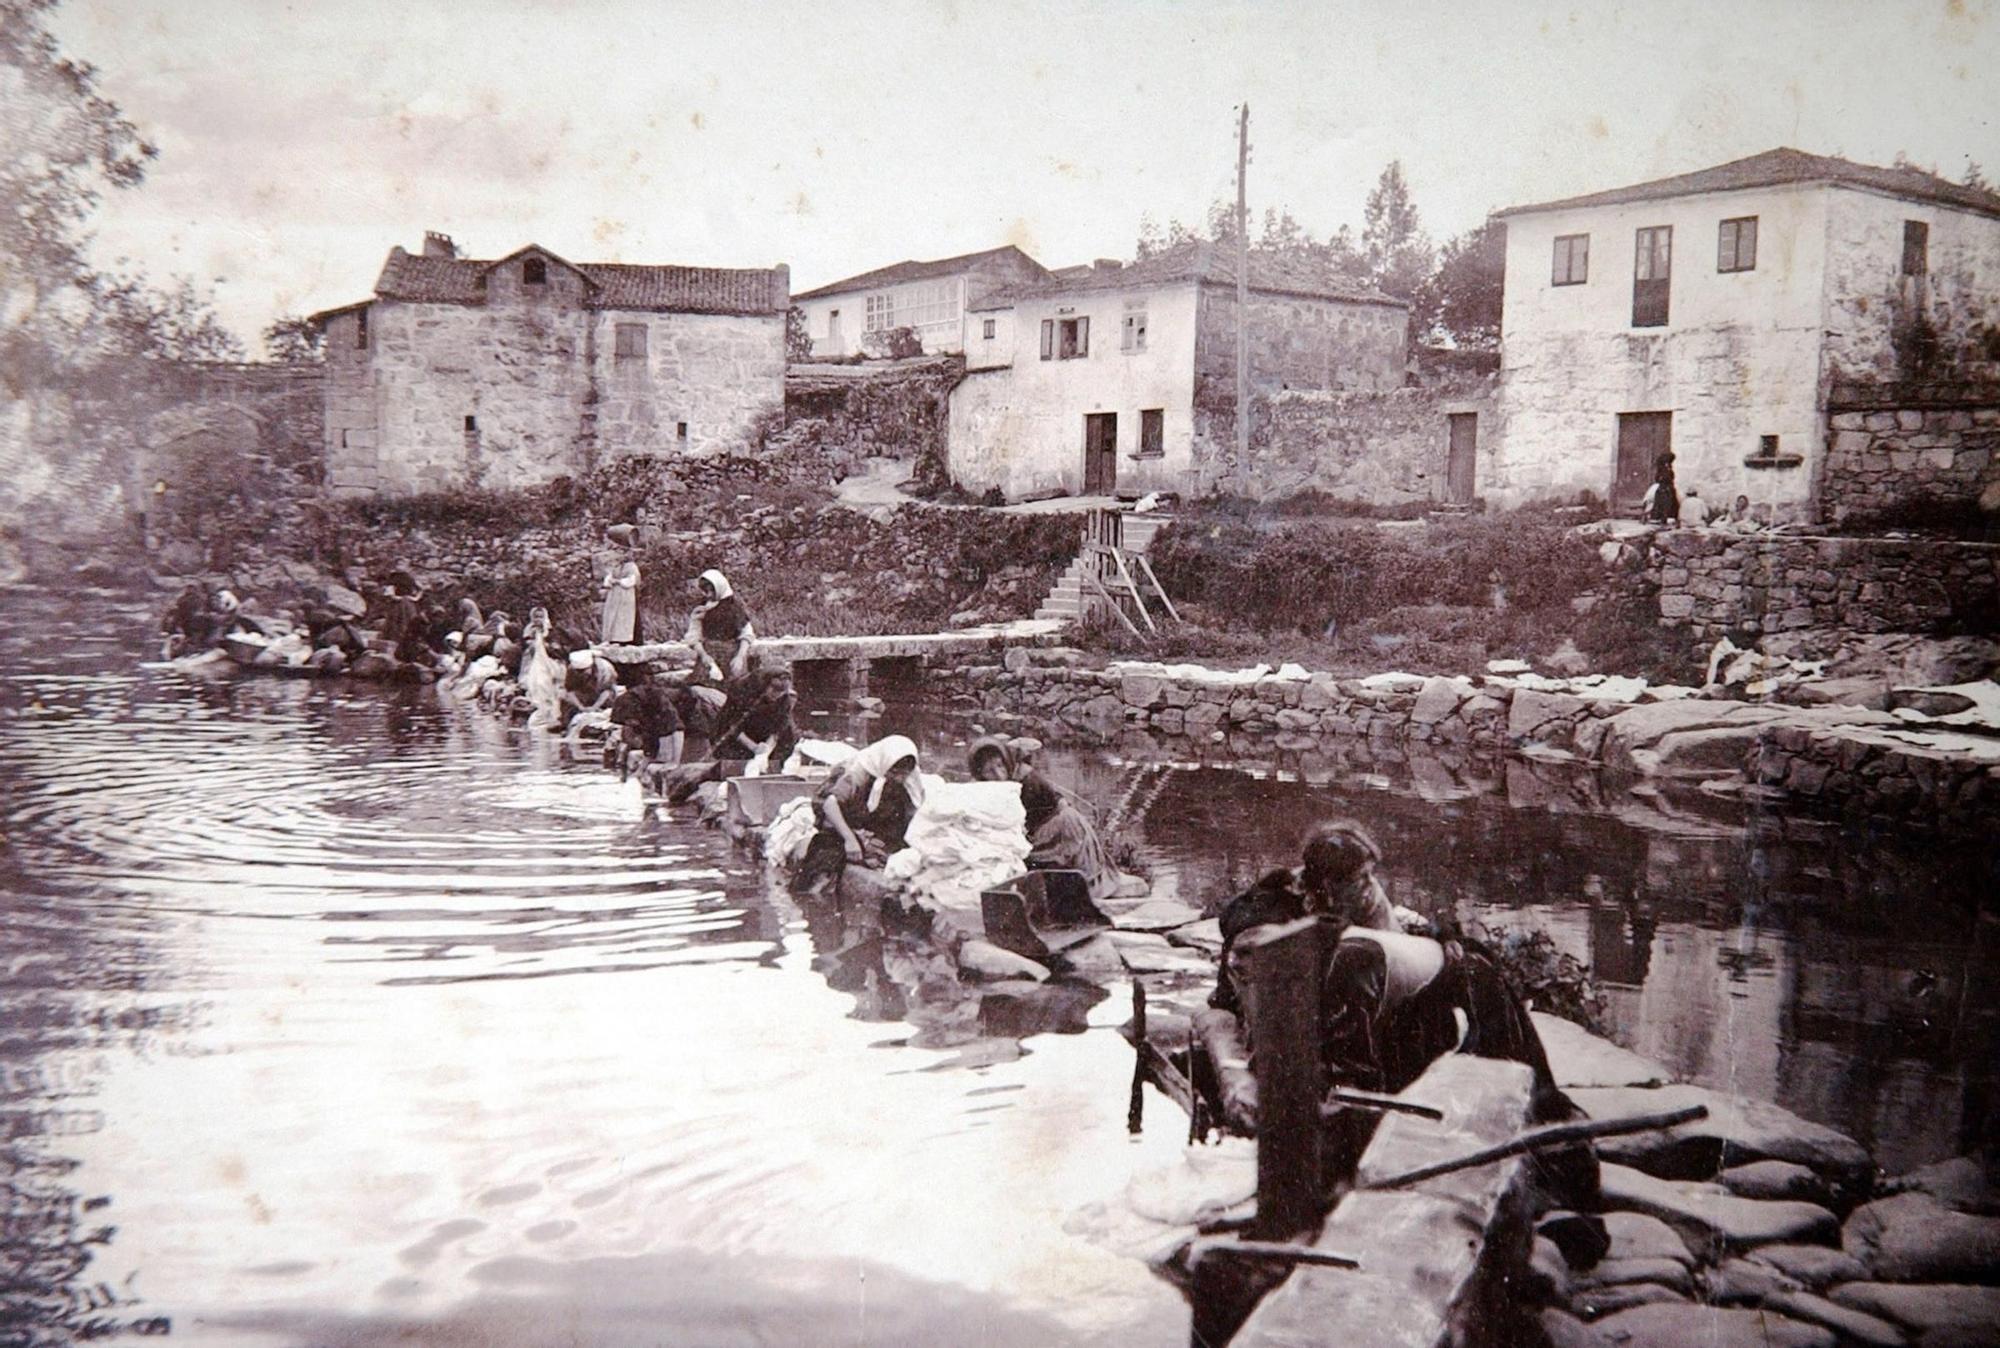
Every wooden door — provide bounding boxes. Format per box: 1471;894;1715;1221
1083;412;1118;495
1446;413;1477;503
1615;411;1672;512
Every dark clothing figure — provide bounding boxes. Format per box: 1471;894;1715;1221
1648;451;1680;524
687;569;757;681
966;735;1122;901
1209;869;1312;1017
610;681;683;759
711;670;799;765
792;737;924;892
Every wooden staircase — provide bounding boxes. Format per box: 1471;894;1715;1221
1033;508;1179;633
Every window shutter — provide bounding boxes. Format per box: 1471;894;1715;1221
1077;316;1089;356
1040;319;1054;360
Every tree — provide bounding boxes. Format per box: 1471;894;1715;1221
1425;216;1506;350
784;305;814;361
263;313;324;364
1966;160;1993;194
1362;160;1437;334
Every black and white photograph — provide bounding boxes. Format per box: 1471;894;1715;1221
3;2;1998;1344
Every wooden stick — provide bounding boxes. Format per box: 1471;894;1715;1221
1108;547;1158;634
1367;1104;1710;1191
1136;553;1183;624
1323;1089;1446;1121
1127;981;1147;1135
1086;573;1143;638
1188;1237;1360;1271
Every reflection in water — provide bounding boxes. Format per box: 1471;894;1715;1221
2;588;1995;1345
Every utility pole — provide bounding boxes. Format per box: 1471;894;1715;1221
1235;103;1250;469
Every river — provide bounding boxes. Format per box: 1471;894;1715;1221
2;587;1993;1345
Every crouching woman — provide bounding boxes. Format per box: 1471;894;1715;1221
793;735;924;893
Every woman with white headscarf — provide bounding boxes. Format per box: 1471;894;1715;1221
685;569;756;681
792;735;923;892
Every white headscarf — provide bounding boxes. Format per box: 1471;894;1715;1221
848;734;923;813
698;569;734;602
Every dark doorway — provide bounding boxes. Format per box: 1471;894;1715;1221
1615;411;1672;512
1083;412;1118;495
1446;413;1477;503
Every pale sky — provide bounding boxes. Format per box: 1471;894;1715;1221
52;0;2000;346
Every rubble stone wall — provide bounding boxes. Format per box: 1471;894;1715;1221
1642;529;2000;640
929;658;1998;833
1820;396;2000;526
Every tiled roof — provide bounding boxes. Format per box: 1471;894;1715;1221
362;244;787;314
793;246;1047;301
1497;147;2000;220
969;241;1404;311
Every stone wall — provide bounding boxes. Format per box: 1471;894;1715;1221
1819;383;2000;527
1821;187;2000;387
928;656;1999;834
1202;372;1495;504
593;310;785;461
1642;529;2000;640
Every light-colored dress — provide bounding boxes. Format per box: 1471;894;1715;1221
600;559;639;643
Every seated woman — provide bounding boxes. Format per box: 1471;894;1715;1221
685;569;756;682
711;666;800;767
1212;821;1396;1016
967;736;1122;901
792;735;924;892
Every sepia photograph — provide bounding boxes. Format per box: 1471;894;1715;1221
2;1;1998;1344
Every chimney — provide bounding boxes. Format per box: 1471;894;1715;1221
1093;258;1123;272
423;231;458;259
771;262;791;311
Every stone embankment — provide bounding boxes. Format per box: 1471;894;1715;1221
933;654;2000;834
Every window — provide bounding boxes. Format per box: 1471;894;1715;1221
355;308;369;349
1717;216;1758;273
1757;434;1780;457
464;415;478;432
614;323;648;359
676;421;689;444
1551;234;1589;286
864;282;957;333
1902;220;1929;276
1138;409;1164;458
866;293;894;332
1039;319;1055;361
982;318;996;340
1121;305;1148;352
1058;316;1089;359
1633;225;1672;327
522;257;547;285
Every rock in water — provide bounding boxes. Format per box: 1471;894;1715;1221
1531;1014;1672;1089
1759;1292;1908;1348
1720;1160;1834;1205
1589;1303;1835;1347
1600;1211;1699;1267
1887;1157;2000;1217
956;939;1048;983
1569;1083;1872;1186
1749;1243;1870;1290
1842;1192;2000;1284
1600;1163;1839;1256
1828;1282;2000;1344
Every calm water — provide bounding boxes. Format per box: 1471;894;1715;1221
3;588;1995;1345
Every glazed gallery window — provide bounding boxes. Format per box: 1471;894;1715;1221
1138;408;1164;458
1717;217;1758;273
1633;225;1672;327
1121;305;1148;352
1039;316;1090;360
614;323;648;359
865;281;957;333
522;257;547;285
1551;234;1589;286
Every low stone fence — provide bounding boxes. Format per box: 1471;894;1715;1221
933;656;2000;834
1820;382;2000;528
1643;530;2000;641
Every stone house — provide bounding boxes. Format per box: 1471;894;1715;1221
1492;148;2000;522
948;243;1407;502
792;246;1051;360
311;233;789;496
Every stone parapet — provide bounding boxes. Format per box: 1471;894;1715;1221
1821;402;2000;527
1640;529;2000;641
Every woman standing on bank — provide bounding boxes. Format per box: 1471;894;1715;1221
600;524;640;645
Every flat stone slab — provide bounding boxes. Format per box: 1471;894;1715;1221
1750;1243;1871;1290
1590;1303;1835;1347
1601;1211;1699;1267
1828;1282;2000;1343
1532;1014;1673;1089
1762;1291;1909;1347
1576;1257;1694;1294
1721;1160;1834;1205
1574;1283;1688;1320
1108;898;1207;932
1843;1192;2000;1284
602;621;1066;667
1235;1056;1538;1348
1600;1163;1840;1255
1569;1083;1872;1184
